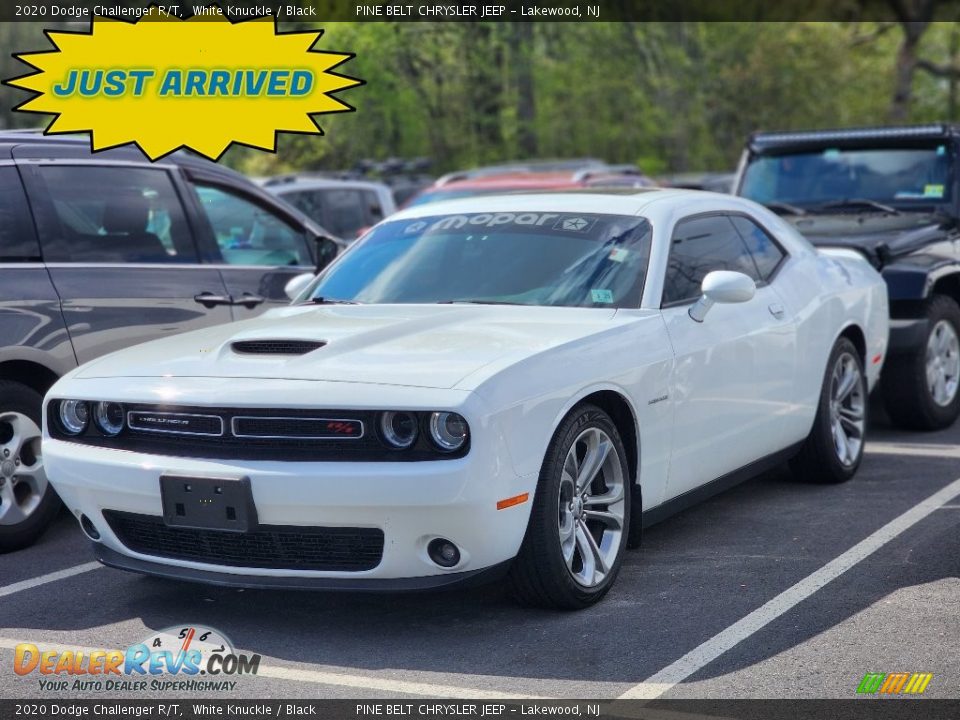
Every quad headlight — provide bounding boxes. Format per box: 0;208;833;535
428;412;469;452
376;410;469;454
57;399;90;435
379;411;419;449
93;401;125;436
56;399;126;437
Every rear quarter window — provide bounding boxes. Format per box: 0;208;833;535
0;167;39;261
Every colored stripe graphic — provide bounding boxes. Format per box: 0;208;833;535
857;672;933;695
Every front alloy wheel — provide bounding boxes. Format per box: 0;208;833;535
792;337;866;484
828;351;866;468
510;404;631;609
557;427;626;588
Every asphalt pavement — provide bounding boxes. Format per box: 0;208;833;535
1;410;957;701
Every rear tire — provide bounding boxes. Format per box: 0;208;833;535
509;404;631;610
883;295;960;431
0;380;61;552
791;338;866;484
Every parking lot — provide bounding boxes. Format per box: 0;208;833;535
1;407;957;702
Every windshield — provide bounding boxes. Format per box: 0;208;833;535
740;146;952;209
307;211;652;308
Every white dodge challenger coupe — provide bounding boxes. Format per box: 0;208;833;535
43;189;889;609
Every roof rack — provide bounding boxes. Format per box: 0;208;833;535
435;158;606;187
571;164;642;182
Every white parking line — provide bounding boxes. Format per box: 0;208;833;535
617;476;960;701
866;441;960;458
0;637;546;699
0;562;101;599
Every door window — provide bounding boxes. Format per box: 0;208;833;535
35;166;196;263
194;184;311;266
729;215;787;281
662;215;759;305
0;166;39;261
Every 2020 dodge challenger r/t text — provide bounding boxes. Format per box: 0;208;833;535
42;189;889;609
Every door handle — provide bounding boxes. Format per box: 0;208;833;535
193;292;234;308
768;303;786;320
235;293;266;309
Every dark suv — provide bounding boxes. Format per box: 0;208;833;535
735;124;960;431
0;132;338;551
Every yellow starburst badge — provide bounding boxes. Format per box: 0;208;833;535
5;5;362;161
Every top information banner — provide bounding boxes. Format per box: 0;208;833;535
4;0;956;23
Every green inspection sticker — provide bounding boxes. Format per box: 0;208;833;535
924;184;945;198
591;289;614;304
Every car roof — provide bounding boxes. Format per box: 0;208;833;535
747;124;958;153
389;187;756;221
266;177;392;194
0;130;247;179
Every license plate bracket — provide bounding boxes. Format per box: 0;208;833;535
160;475;258;533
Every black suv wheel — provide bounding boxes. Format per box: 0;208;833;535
883;295;960;430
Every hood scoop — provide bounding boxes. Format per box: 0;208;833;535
231;339;326;356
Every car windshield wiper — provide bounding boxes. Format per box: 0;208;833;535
437;299;527;306
815;198;901;215
307;297;362;305
764;201;808;216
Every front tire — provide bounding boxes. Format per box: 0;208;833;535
0;380;61;552
791;338;867;484
883;295;960;431
509;404;630;610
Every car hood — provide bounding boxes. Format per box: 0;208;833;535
787;213;948;256
75;304;624;390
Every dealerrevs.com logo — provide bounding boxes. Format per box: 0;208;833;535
14;625;260;693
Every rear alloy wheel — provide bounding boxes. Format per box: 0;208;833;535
792;338;866;484
509;404;630;609
0;381;61;552
883;295;960;430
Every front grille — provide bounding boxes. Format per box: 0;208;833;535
232;416;363;439
47;403;469;461
104;511;384;572
231;340;325;355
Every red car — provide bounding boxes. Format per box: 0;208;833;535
405;165;654;208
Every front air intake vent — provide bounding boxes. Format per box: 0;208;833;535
231;340;325;355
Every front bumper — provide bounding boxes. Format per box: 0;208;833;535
45;437;537;584
95;545;512;591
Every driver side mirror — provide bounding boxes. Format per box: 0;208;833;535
312;234;339;273
688;270;756;323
